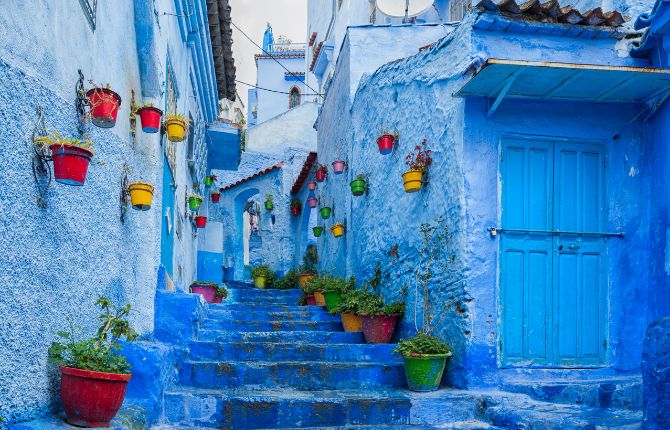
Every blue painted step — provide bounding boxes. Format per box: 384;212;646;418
189;341;400;362
197;330;364;344
179;360;405;390
206;309;340;322
223;280;256;289
163;388;414;429
227;289;302;304
209;304;323;312
201;319;343;332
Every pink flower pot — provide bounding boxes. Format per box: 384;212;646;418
308;182;317;191
332;160;345;174
308;197;318;208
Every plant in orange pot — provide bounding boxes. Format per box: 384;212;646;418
48;297;139;427
402;139;432;193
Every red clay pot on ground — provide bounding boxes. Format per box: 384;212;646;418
306;295;317;306
211;193;221;203
315;170;327;182
86;88;122;128
307;197;318;208
59;366;131;427
137;106;162;133
190;283;223;304
360;314;399;343
50;144;94;186
195;215;207;228
377;134;394;155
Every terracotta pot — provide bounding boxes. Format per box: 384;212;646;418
341;312;363;332
314;291;326;306
308;197;318;208
360;314;399;343
298;274;315;288
402;169;424;193
190;283;223;304
211;192;221;203
306;295;317;306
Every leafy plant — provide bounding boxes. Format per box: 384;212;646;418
48;297;138;374
322;276;355;294
355;174;366;181
330;289;367;315
272;269;299;290
266;194;273;204
165;112;190;124
303;275;331;294
35;132;95;153
290;199;302;210
252;264;275;281
187;192;203;201
381;301;405;316
405;139;432;172
356;290;384;315
394;332;452;357
315;163;328;174
299;246;318;275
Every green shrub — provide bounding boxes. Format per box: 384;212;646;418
393;333;452;357
322;276;355;294
271;269;299;290
251;264;275;281
330;289;367;315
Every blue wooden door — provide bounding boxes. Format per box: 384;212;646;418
501;138;607;366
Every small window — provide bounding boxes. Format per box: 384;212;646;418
289;87;301;109
450;0;469;21
78;0;97;30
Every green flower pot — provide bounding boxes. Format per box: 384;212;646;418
205;176;214;187
189;196;203;211
323;291;343;313
265;201;274;211
313;226;324;237
320;207;331;219
402;354;450;392
350;179;366;196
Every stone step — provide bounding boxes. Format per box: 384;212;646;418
254;425;496;430
227;289;302;305
206;309;340;322
189;341;400;362
178;360;405;390
201;319;343;332
197;330;364;344
209;303;322;312
163;388;415;429
223;280;256;289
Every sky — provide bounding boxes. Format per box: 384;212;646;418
229;0;308;109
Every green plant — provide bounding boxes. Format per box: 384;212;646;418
393;332;452;357
290;199;302;210
303;275;330;294
315;163;328;174
273;269;299;290
35;132;95;153
165;112;190;123
355;174;365;181
356;290;384;315
266;194;273;204
381;301;405;316
322;276;355;295
330;289;367;315
405;139;432;172
187;192;203;201
251;264;275;281
48;297;138;374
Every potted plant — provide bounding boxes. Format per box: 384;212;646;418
307;196;318;208
36;132;95;186
313;226;324;237
48;297;138;427
359;297;405;344
290;199;302;216
298;248;318;290
304;275;329;307
377;131;396;155
188;193;203;211
332;159;346;174
320;206;332;220
128;182;155;211
271;269;299;290
165;113;189;142
86;83;122;128
190;281;228;303
350;174;366;196
265;195;274;211
211;191;221;203
195;215;207;228
307;181;317;191
330;289;367;332
394;333;452;392
205;174;217;187
403;139;432;193
136;104;162;133
315;164;328;182
252;264;275;289
331;222;345;238
322;276;355;313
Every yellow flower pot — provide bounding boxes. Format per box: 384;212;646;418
298;274;315;288
402;169;424;193
314;291;326;306
254;276;266;289
166;118;187;142
128;182;155;211
330;223;344;238
341;312;363;332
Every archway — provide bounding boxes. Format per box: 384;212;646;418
233;187;261;280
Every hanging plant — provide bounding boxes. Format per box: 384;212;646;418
313;226;324;237
402;139;432;193
211;191;221;203
350;174;366;197
290;199;302;217
265;194;274;211
315;164;328;182
188;193;203;211
136;104;162;133
165;113;190;142
307;196;318;208
377;131;396;155
320;206;332;220
35;132;95;186
330;222;345;238
195;215;207;228
86;82;122;128
307;181;317;191
205;174;217;187
128;182;155;211
332;160;346;174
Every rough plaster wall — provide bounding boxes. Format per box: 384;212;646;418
246;102;318;154
255;56;306;124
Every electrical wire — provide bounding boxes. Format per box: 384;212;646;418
235;79;322;96
230;20;323;97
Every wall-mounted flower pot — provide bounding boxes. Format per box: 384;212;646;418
254;276;267;289
195;215;207;228
320;207;331;219
359;314;399;343
331;223;345;238
190;283;222;304
402;354;450;392
265;201;274;211
306;295;317;306
50;144;94;186
298;273;315;288
189;196;203;211
313;291;326;306
59;366;130;427
350;178;366;196
313;226;324;237
341;312;363;332
332;160;345;174
211;192;221;203
86;88;122;128
307;181;317;191
323;291;344;313
315;170;327;182
166;118;187;142
137;106;162;133
402;169;424;193
128;182;154;211
308;197;318;208
377;134;395;155
291;206;301;217
205;175;215;187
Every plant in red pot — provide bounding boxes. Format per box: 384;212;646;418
315;164;328;182
86;83;122;128
290;199;302;217
190;281;228;304
211;191;221;203
48;297;139;427
376;130;397;155
136;104;163;133
358;295;405;344
36;132;95;186
195;215;207;228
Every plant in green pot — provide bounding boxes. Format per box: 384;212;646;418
313;226;324;237
322;276;355;313
320;206;332;219
265;194;274;211
188;192;203;211
394;333;451;392
350;174;367;196
251;264;275;289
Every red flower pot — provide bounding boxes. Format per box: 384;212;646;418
307;197;318;208
59;366;131;427
211;193;221;203
195;216;207;228
360;314;399;343
190;283;223;303
86;88;122;128
306;295;317;306
50;144;94;186
377;134;394;155
291;207;301;217
136;106;163;133
315;170;327;182
332;160;345;174
307;181;317;191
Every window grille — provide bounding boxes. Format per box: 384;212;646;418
450;0;470;21
289;87;301;109
78;0;97;30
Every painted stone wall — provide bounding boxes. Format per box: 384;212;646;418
246;102;318;154
255;55;306;125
